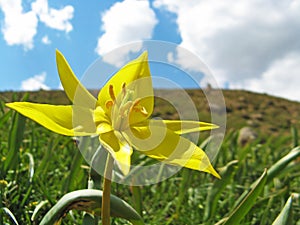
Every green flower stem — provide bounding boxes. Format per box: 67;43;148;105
102;153;114;225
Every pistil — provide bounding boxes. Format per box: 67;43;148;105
103;83;149;131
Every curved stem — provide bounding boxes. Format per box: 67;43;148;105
101;153;114;225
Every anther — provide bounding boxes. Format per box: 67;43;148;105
140;107;148;116
109;85;116;101
122;82;126;97
105;100;114;109
130;99;148;116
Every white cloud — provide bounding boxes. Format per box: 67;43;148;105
0;0;38;50
0;0;74;49
154;0;300;101
21;72;50;91
31;0;74;33
231;53;300;102
95;0;158;66
41;35;51;44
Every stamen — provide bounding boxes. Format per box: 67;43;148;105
120;101;133;118
140;107;148;116
130;99;148;116
109;85;116;101
122;83;126;97
105;100;114;109
132;99;141;108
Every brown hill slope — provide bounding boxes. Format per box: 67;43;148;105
1;89;299;138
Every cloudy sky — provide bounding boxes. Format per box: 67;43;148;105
0;0;299;102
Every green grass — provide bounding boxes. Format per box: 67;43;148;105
0;91;300;224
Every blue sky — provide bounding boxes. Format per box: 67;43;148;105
0;0;300;102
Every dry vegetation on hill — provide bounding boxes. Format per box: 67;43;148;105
1;89;299;139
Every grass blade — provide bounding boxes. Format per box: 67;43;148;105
204;160;238;221
4;94;29;172
82;213;99;225
24;152;35;183
4;110;26;172
267;147;300;183
131;185;143;216
272;193;298;225
222;169;267;225
39;189;143;225
291;126;298;148
1;207;19;225
61;145;85;193
31;200;48;222
0;110;12;128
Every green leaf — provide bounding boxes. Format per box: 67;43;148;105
4;100;27;172
291;126;298;148
233;147;300;210
31;200;48;222
82;213;99;225
24;152;35;183
267;147;300;183
39;189;143;225
131;185;143;216
0;109;12;128
272;193;298;225
61;143;85;193
1;207;19;225
204;160;238;221
222;168;267;225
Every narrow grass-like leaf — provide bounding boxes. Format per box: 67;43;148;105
204;160;238;221
175;168;192;217
0;100;5;114
131;185;143;216
272;193;298;225
4;110;26;172
39;189;143;225
1;207;19;225
61;145;85;193
24;152;34;183
35;136;61;177
31;200;48;222
82;213;99;225
223;169;267;225
0;110;11;128
89;144;106;189
291;126;298;148
234;147;300;209
4;94;28;172
267;147;300;183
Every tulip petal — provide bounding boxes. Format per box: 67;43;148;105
100;131;133;175
123;124;220;178
97;52;153;123
6;102;96;136
94;106;113;134
56;50;97;108
152;120;219;134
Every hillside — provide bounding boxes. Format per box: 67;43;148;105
1;89;299;139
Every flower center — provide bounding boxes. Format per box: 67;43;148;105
105;83;148;131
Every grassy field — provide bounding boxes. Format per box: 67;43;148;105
0;90;300;224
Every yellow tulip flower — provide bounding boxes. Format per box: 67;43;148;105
6;50;220;178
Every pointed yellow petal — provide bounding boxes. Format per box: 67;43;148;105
123;123;220;178
98;52;153;124
94;106;113;134
152;120;219;134
56;50;97;108
100;131;133;175
6;102;96;136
